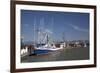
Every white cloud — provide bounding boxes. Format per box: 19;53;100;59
69;24;89;33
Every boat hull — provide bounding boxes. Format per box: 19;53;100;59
31;49;53;55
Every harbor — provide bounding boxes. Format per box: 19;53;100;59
21;10;90;63
21;47;89;62
21;38;89;62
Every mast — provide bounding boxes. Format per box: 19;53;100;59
47;34;49;44
50;17;54;44
36;17;53;45
33;18;36;45
62;32;65;42
37;17;45;44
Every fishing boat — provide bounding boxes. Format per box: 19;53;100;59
30;18;61;55
31;31;62;55
21;18;65;56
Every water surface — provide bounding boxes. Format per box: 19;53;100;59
21;47;89;62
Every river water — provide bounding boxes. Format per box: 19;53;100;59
21;47;89;63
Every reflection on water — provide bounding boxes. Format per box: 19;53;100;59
21;47;89;63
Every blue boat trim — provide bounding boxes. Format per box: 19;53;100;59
31;50;53;55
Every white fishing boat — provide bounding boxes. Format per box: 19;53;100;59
31;18;62;55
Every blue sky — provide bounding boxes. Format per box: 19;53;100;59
21;10;89;42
